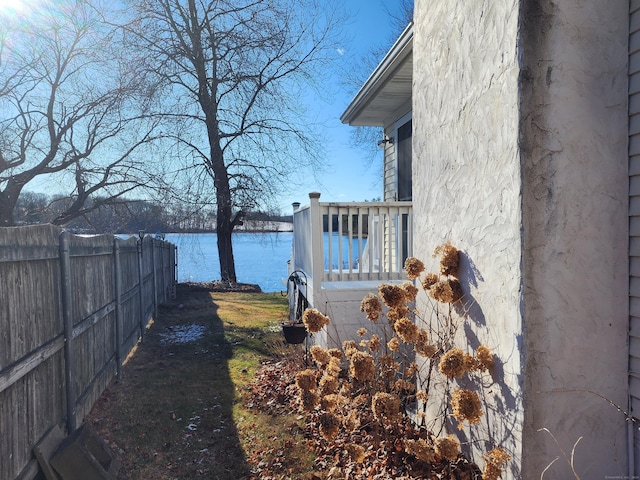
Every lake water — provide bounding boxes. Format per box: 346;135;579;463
165;232;363;293
165;232;293;293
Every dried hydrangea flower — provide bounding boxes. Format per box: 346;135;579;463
319;412;341;441
429;278;463;303
404;256;425;279
353;393;370;408
368;334;381;352
451;387;483;427
405;361;418;378
394;317;419;343
421;272;439;291
360;293;383;322
321;393;339;411
345;443;366;463
328;348;343;358
298;390;318;413
401;282;419;301
416;390;429;403
439;348;468;379
405;438;436;463
349;350;376;382
414;329;435;357
302;308;330;333
388;336;400;352
434;435;460;461
295;369;317;391
310;345;331;367
326;357;342;378
394;379;415;393
371;392;400;421
475;345;495;371
342;340;359;359
319;374;339;395
357;327;368;337
415;341;437;358
482;447;511;480
343;410;361;432
379;353;401;372
378;284;406;309
434;242;459;277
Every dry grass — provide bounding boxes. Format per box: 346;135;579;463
87;284;315;480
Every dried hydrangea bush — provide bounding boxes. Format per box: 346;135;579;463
294;243;510;479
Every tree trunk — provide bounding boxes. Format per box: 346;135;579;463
216;212;236;283
211;140;237;283
0;181;24;227
0;201;16;227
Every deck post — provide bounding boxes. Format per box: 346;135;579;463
291;202;300;273
309;192;323;296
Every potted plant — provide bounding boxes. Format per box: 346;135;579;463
281;321;307;344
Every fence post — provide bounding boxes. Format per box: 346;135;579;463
160;241;166;303
174;244;178;294
137;235;145;340
113;238;123;379
151;238;158;318
59;231;77;433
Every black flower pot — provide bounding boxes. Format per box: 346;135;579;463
282;323;307;344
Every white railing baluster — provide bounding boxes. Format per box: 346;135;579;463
337;206;343;278
358;209;364;277
291;198;412;284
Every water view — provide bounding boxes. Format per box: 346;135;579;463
165;231;364;293
165;232;293;293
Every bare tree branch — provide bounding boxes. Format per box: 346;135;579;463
0;1;162;227
124;0;346;282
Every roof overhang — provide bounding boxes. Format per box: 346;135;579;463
340;22;413;127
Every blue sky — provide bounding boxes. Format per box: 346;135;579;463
280;0;402;211
5;0;404;213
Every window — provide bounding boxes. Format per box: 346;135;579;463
396;118;412;201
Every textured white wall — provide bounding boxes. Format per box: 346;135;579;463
412;1;523;475
413;0;629;478
519;1;629;478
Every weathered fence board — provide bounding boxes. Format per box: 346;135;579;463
0;225;177;480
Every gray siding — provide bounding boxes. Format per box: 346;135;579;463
631;0;640;472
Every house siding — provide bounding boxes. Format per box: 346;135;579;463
630;0;640;473
383;129;396;201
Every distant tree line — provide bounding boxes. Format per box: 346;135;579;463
13;191;290;235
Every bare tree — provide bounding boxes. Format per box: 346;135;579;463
126;0;344;283
343;0;414;161
0;1;160;227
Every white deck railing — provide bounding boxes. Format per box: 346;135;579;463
291;193;413;286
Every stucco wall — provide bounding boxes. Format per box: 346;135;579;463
412;1;523;476
519;1;629;478
413;0;629;478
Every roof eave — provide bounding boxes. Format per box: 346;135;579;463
340;21;414;126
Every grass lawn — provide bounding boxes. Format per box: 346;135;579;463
87;285;315;480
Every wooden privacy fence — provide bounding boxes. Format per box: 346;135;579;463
0;225;177;480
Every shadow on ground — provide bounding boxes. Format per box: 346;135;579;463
87;284;251;479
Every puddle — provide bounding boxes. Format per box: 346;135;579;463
159;324;207;344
